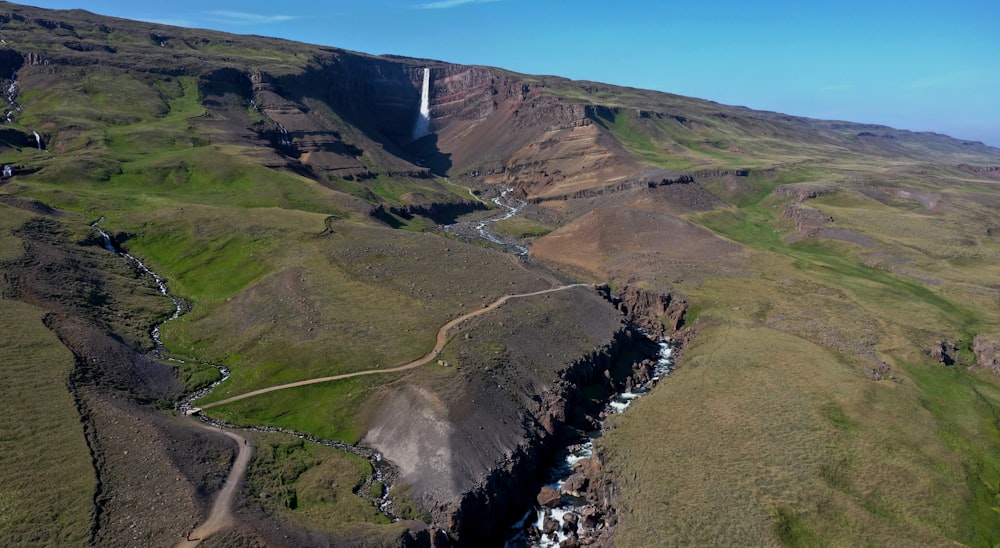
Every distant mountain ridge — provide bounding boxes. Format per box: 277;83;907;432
3;3;1000;547
1;2;996;213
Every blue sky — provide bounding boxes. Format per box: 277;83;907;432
22;0;1000;146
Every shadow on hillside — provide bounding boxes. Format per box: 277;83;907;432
403;133;452;177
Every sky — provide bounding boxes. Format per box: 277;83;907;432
20;0;1000;146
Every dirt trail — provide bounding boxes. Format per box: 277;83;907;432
176;283;590;544
174;420;252;547
197;283;591;410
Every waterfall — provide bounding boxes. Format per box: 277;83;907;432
412;67;431;140
32;130;42;151
276;123;291;148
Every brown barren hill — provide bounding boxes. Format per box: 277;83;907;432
531;205;747;282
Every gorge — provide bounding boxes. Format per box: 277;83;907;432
1;3;1000;547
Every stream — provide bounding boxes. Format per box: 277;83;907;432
91;218;400;520
445;189;681;545
93;217;183;355
94;208;677;545
444;186;528;256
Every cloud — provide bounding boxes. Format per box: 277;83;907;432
420;0;502;9
205;10;299;25
140;18;197;28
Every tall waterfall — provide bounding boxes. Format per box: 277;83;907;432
412;67;431;140
32;130;42;151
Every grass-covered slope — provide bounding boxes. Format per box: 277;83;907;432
535;162;1000;544
0;4;583;540
2;2;1000;545
0;206;93;543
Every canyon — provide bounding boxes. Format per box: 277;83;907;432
1;3;1000;547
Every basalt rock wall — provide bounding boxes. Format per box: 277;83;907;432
599;284;688;339
364;287;646;546
444;326;641;545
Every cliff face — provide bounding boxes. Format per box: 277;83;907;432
601;284;688;339
362;286;637;544
194;53;640;200
427;66;640;196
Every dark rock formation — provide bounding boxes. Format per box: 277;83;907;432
387;198;488;225
542;515;560;535
598;283;687;338
362;285;664;545
929;340;958;366
772;182;838;202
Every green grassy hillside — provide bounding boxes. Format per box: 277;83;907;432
1;3;1000;545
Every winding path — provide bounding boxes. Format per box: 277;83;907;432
194;283;591;411
178;282;591;544
175;422;252;547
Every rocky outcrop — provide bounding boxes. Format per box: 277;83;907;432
957;164;1000;176
772;182;838;203
363;283;660;546
973;335;1000;375
526;169;695;203
598;284;687;339
557;454;619;546
783;203;833;236
929;340;958;366
387;197;487;224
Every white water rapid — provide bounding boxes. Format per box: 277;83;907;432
412;67;431;140
506;339;675;546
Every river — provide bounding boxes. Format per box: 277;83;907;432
505;339;674;546
444;186;529;256
94;210;676;545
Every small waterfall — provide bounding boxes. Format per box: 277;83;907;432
276;123;291;148
32;130;42;151
6;78;17;104
412;67;431;140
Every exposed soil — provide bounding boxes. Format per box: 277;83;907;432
530;199;748;286
0;211;245;545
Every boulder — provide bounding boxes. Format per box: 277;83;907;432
537;485;561;508
560;474;589;497
542;516;560;535
581;505;601;529
571;455;602;477
562;512;580;534
559;536;581;548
